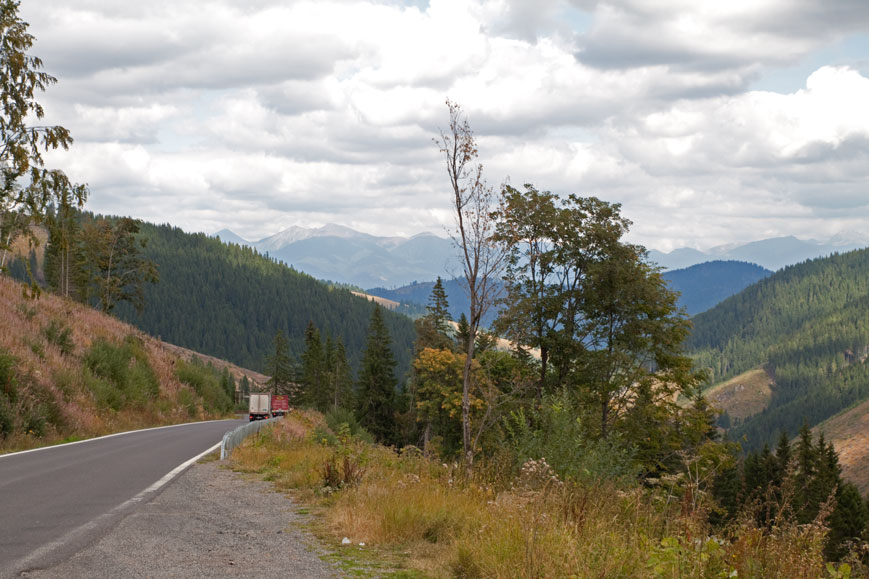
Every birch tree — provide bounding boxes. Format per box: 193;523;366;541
435;99;506;467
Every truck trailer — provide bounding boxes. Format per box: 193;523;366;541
248;393;271;421
270;395;290;417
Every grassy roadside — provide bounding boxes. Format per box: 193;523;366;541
228;410;850;578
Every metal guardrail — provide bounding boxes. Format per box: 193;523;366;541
220;417;282;460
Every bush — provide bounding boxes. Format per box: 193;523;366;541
42;319;74;356
504;390;637;484
84;336;160;409
324;407;374;444
175;358;233;414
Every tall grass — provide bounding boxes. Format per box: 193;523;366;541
230;410;856;578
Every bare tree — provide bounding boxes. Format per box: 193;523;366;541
435;99;506;467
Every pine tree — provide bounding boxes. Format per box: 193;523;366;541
220;368;236;405
356;306;397;444
300;321;327;410
327;338;354;411
827;482;868;560
266;331;297;399
414;277;455;352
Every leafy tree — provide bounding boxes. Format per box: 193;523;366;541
494;183;560;397
0;0;86;273
76;216;158;313
265;331;297;398
44;197;84;298
355;306;398;444
495;183;700;440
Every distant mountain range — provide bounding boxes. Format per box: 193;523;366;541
368;260;772;324
214;224;455;289
649;233;869;271
214;225;868;290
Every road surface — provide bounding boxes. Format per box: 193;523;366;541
0;419;243;578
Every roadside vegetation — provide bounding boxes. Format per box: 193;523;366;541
231;410;859;578
0;275;235;452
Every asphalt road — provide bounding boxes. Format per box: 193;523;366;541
0;419;244;578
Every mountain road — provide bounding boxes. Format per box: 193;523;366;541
0;419;243;577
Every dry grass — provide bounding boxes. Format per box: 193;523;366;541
704;367;773;420
230;411;848;578
0;275;233;453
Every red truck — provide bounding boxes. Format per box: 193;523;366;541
271;395;290;417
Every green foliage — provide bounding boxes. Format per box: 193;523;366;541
75;215;158;314
647;536;734;578
711;426;867;562
503;391;637;483
300;321;327;409
41;319;73;356
413;277;455;353
0;0;87;276
174;357;233;414
0;350;17;436
356;306;398;445
495;184;701;440
324;406;374;444
84;336;160;409
265;330;297;399
0;347;63;438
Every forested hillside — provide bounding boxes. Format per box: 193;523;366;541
688;248;869;449
111;222;416;379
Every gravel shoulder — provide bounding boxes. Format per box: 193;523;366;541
23;459;339;579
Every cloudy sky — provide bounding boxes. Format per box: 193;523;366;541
20;0;869;251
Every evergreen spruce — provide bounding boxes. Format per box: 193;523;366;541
414;277;455;352
300;321;327;410
265;331;297;399
355;306;398;444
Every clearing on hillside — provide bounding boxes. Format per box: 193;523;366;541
704;368;773;421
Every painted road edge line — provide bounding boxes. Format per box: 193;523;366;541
0;419;239;459
10;441;222;575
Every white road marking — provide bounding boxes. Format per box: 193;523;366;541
0;419;238;459
9;441;221;574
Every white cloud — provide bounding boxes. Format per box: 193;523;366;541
20;0;869;252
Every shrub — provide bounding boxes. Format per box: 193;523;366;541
42;319;74;356
504;390;637;484
175;358;233;414
84;336;160;409
324;407;374;444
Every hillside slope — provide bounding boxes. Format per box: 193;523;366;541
0;276;240;452
688;248;869;450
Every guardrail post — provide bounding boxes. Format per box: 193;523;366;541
220;416;282;460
